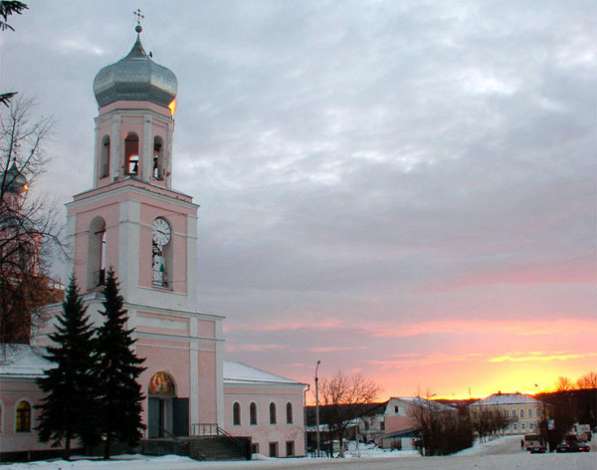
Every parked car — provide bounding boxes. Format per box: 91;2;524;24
527;443;547;454
557;441;591;453
573;442;591;453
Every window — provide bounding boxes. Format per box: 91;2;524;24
520;409;524;418
521;423;526;429
395;405;399;414
88;216;107;288
286;441;295;457
286;402;293;424
250;402;257;425
251;443;259;455
125;133;140;176
511;410;516;417
380;421;385;431
269;442;278;457
153;136;164;180
16;401;31;433
100;135;110;178
269;402;276;424
528;409;533;418
233;402;241;426
513;423;517;430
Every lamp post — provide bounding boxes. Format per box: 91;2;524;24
315;360;321;458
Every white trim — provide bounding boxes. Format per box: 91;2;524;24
216;319;224;427
142;114;153;182
67;182;198;210
189;317;199;427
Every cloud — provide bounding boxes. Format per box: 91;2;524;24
7;0;597;397
489;352;597;364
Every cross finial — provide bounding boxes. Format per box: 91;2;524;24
133;8;144;34
133;8;144;25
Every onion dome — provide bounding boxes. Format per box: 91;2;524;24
2;162;28;194
93;25;177;108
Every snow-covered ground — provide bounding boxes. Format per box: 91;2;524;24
5;436;596;470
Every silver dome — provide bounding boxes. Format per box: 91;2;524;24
93;34;177;108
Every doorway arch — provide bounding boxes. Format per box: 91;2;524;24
147;371;178;438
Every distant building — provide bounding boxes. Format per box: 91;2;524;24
469;392;543;434
305;396;455;453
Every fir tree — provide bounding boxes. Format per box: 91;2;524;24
36;276;99;459
95;268;146;459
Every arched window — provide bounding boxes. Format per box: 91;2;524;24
88;216;107;288
286;402;293;424
250;402;257;425
233;402;241;426
125;133;139;176
153;136;163;180
100;135;110;178
15;401;31;433
269;402;276;424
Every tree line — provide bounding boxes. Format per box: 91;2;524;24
36;270;146;460
536;373;597;450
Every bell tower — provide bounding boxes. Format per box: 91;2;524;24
59;19;225;436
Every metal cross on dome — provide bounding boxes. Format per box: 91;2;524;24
133;8;144;26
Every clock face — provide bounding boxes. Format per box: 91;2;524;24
152;217;171;246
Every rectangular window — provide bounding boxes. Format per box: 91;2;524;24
251;443;259;455
286;441;295;457
380;421;385;431
269;442;278;457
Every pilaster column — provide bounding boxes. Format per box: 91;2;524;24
142;114;153;181
110;114;122;180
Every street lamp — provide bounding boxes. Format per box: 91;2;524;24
315;360;321;458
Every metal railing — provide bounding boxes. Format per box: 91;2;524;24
191;423;251;459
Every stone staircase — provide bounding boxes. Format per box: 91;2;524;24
141;436;251;461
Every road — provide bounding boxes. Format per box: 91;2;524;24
6;438;597;470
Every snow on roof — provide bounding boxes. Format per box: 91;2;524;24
0;344;52;378
388;396;455;412
471;393;539;406
223;361;304;386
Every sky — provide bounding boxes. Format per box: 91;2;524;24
2;0;596;400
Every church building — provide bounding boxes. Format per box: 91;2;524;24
0;23;305;460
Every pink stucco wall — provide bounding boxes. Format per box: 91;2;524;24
198;352;217;424
223;384;305;457
384;415;416;433
0;378;64;453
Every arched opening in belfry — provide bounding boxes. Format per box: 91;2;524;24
124;132;140;176
88;216;107;289
153;136;164;180
100;135;110;178
147;371;188;439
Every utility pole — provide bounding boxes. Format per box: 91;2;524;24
315;360;321;458
303;384;310;458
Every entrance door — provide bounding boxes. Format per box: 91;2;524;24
148;397;160;438
148;371;177;439
173;397;189;437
